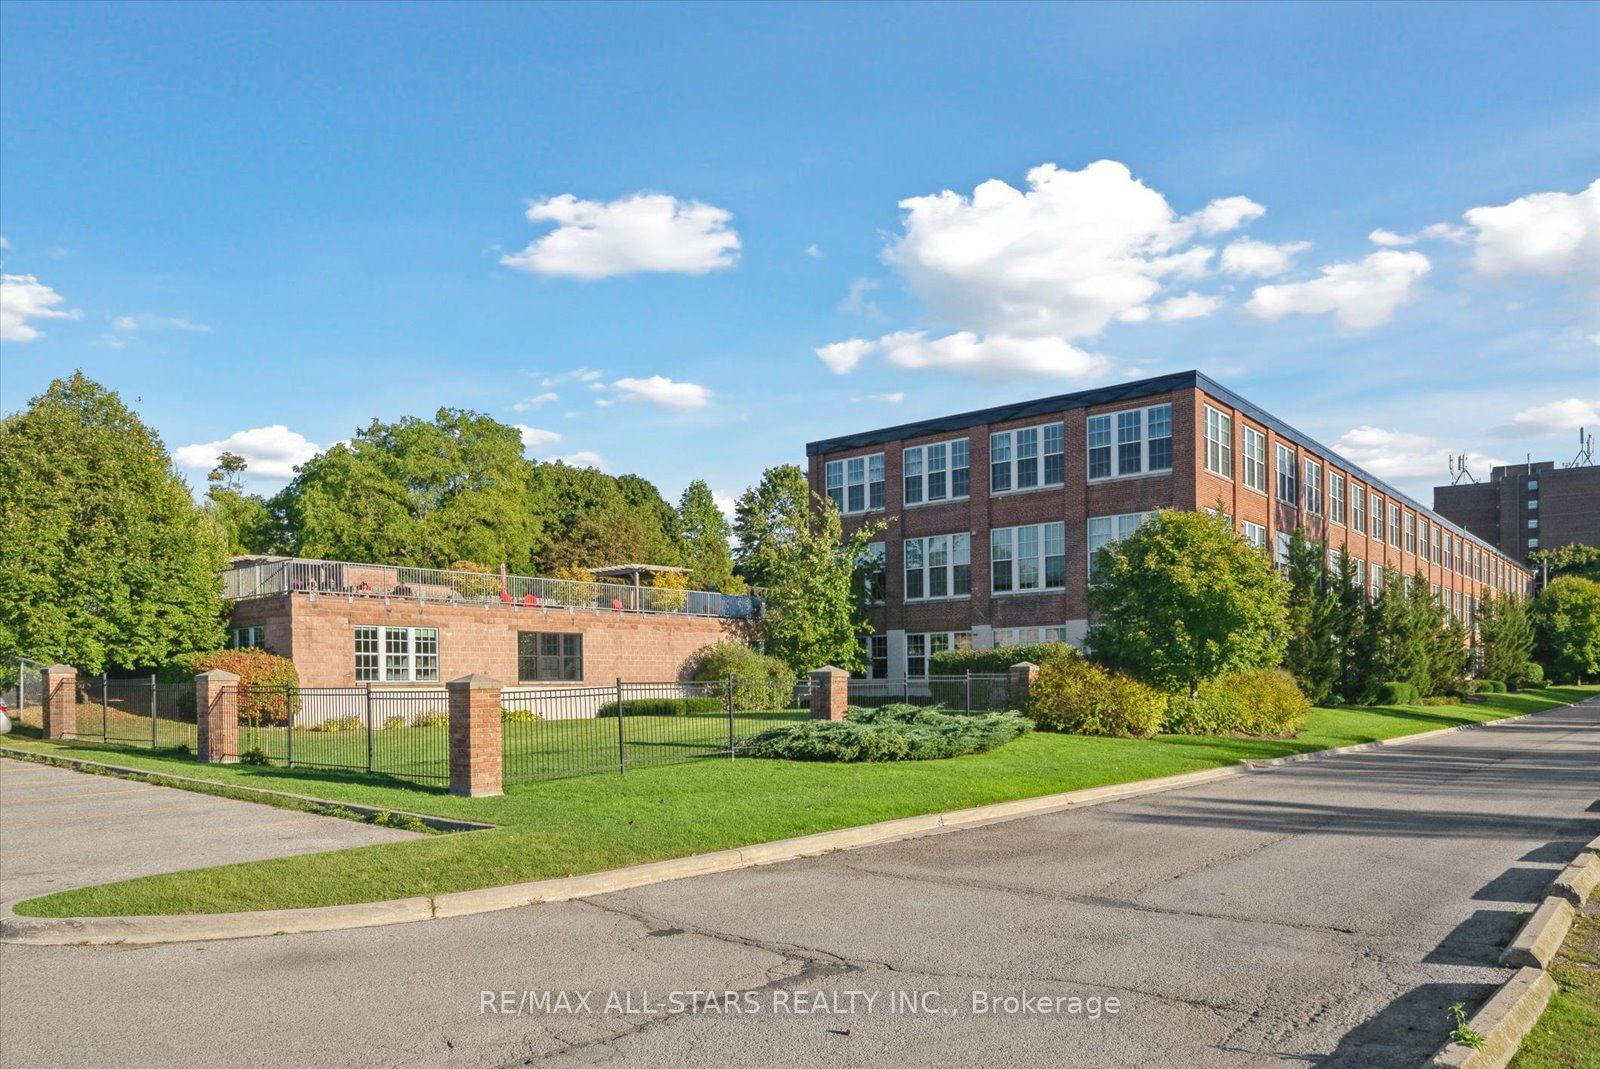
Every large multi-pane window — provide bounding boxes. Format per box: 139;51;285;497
356;626;439;683
906;632;971;678
1303;458;1323;515
517;632;583;682
230;626;264;650
1242;426;1268;493
1274;531;1292;570
1405;512;1416;554
1431;523;1442;565
902;438;970;506
1329;472;1346;525
1369;563;1383;594
860;542;886;603
1086;404;1172;480
993;422;1065;492
1275;444;1298;505
991;523;1066;593
904;533;971;600
1203;406;1233;478
825;454;885;514
993;626;1071;646
1241;520;1267;550
1369;495;1385;539
860;635;888;680
1387;503;1401;548
1087;512;1155;574
1352;485;1366;532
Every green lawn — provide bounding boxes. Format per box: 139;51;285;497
1509;908;1600;1069
4;686;1593;919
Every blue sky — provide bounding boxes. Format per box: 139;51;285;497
2;1;1597;514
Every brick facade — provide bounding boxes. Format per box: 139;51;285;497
1435;460;1600;568
42;664;76;739
195;669;240;763
447;674;504;797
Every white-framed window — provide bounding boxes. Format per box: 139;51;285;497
1528;499;1539;510
992;522;1066;593
1087;512;1156;575
1453;535;1462;572
1370;495;1385;539
1369;563;1383;594
1528;517;1539;529
1404;512;1416;555
1419;521;1429;562
824;453;884;514
1303;458;1323;516
861;634;888;680
1329;472;1346;525
1087;404;1172;481
1352;557;1365;588
993;422;1065;492
1274;530;1293;569
1431;524;1442;565
1387;503;1401;548
230;626;264;649
356;626;439;683
902;438;970;506
906;631;971;678
992;626;1071;646
1351;485;1366;532
1203;405;1233;478
860;541;886;603
1276;444;1298;505
1242;426;1268;493
904;533;971;600
1241;520;1267;550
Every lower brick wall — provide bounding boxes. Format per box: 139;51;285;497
232;594;748;687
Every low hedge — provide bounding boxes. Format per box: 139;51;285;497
1515;663;1545;690
741;703;1031;762
1368;681;1420;706
596;697;724;718
1028;649;1166;739
928;643;1066;677
1226;669;1312;736
1475;679;1507;694
687;641;797;711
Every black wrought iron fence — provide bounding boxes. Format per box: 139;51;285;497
846;673;1014;712
71;676;196;749
234;685;451;784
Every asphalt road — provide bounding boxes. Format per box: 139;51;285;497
2;699;1596;1068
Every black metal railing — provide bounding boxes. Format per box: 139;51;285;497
846;673;1013;712
234;684;452;783
70;676;196;750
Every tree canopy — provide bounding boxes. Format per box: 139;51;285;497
678;480;742;593
1532;576;1600;683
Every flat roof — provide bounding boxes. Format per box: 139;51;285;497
805;368;1527;572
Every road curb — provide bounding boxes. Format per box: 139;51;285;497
1237;707;1548;770
1424;967;1556;1069
1500;896;1575;969
1549;851;1598;908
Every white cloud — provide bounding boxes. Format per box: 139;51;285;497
500;192;740;280
816;338;877;375
1188;195;1266;235
551;450;605;470
536;367;604;387
878;331;1108;381
0;236;10;249
174;425;320;481
850;392;905;405
1334;425;1505;482
1;273;79;341
805;244;823;259
1368;223;1470;248
510;392;559;411
612;375;712;409
883;159;1257;341
1220;239;1311;278
1154;292;1223;322
711;489;737;519
1246;250;1431;329
1589;331;1600;346
838;277;884;320
1496;397;1600;437
594;398;614;408
512;425;562;450
112;313;211;333
1465;179;1600;281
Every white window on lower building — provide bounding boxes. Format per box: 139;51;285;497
1388;502;1401;548
230;626;264;649
992;626;1071;647
1369;563;1383;595
1370;495;1385;539
1352;485;1366;532
1203;405;1233;478
1241;520;1267;550
1242;426;1268;493
356;625;439;683
1329;472;1346;525
904;533;971;600
1274;531;1292;570
825;453;885;514
1303;458;1323;515
861;634;888;679
1087;512;1156;575
992;522;1066;592
1276;444;1298;506
1351;558;1365;588
906;631;972;678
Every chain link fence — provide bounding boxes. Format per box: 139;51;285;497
1;656;47;729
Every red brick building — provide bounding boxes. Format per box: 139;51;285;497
1434;458;1600;568
806;370;1531;679
224;557;756;687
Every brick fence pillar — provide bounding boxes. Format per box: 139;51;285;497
809;666;849;722
195;669;240;763
1008;661;1040;710
448;674;504;798
42;664;77;739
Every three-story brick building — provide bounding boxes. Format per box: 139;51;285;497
806;370;1531;679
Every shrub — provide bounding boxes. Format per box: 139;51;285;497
1517;663;1545;689
928;643;1069;677
413;712;449;728
597;697;722;718
1368;681;1420;706
382;715;407;731
500;708;542;724
1028;649;1166;739
1162;685;1243;736
1475;679;1507;694
648;570;689;612
1419;695;1454;706
1225;669;1311;737
742;703;1031;762
447;560;500;598
239;745;269;765
310;715;362;733
158;648;301;724
688;641;797;711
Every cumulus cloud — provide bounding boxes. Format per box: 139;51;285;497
805;244;823;259
838;277;885;320
1154;292;1223;322
511;392;559;411
1188;195;1267;235
1464;179;1600;281
513;425;563;450
1245;250;1431;329
875;331;1108;380
536;367;603;387
1220;239;1311;278
500;193;740;280
174;426;321;481
1;273;78;341
1334;426;1505;482
1494;397;1600;437
816;338;877;375
550;450;605;470
711;489;738;520
1368;223;1470;248
612;375;712;408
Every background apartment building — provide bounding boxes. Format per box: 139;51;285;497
806;370;1531;680
1434;458;1600;567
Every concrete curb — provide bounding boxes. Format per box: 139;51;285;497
1549;851;1598;908
1424;967;1556;1069
1500;896;1575;969
0;747;496;833
1237;708;1549;771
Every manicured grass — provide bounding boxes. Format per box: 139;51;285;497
1509;908;1600;1069
5;686;1594;919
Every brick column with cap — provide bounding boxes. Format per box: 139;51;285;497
1009;661;1040;710
448;674;504;798
195;669;240;763
42;664;77;739
809;666;850;722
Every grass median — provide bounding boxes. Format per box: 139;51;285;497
1508;908;1600;1069
5;686;1594;919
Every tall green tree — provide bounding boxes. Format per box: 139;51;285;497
1531;576;1600;683
203;456;286;555
1414;572;1470;697
529;463;683;572
1529;544;1600;584
735;465;878;673
1330;550;1376;703
1087;510;1288;696
0;373;227;671
678;480;742;593
1476;591;1536;685
1282;531;1341;704
1370;568;1432;692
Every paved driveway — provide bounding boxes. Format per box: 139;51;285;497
0;758;420;914
1;700;1596;1068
